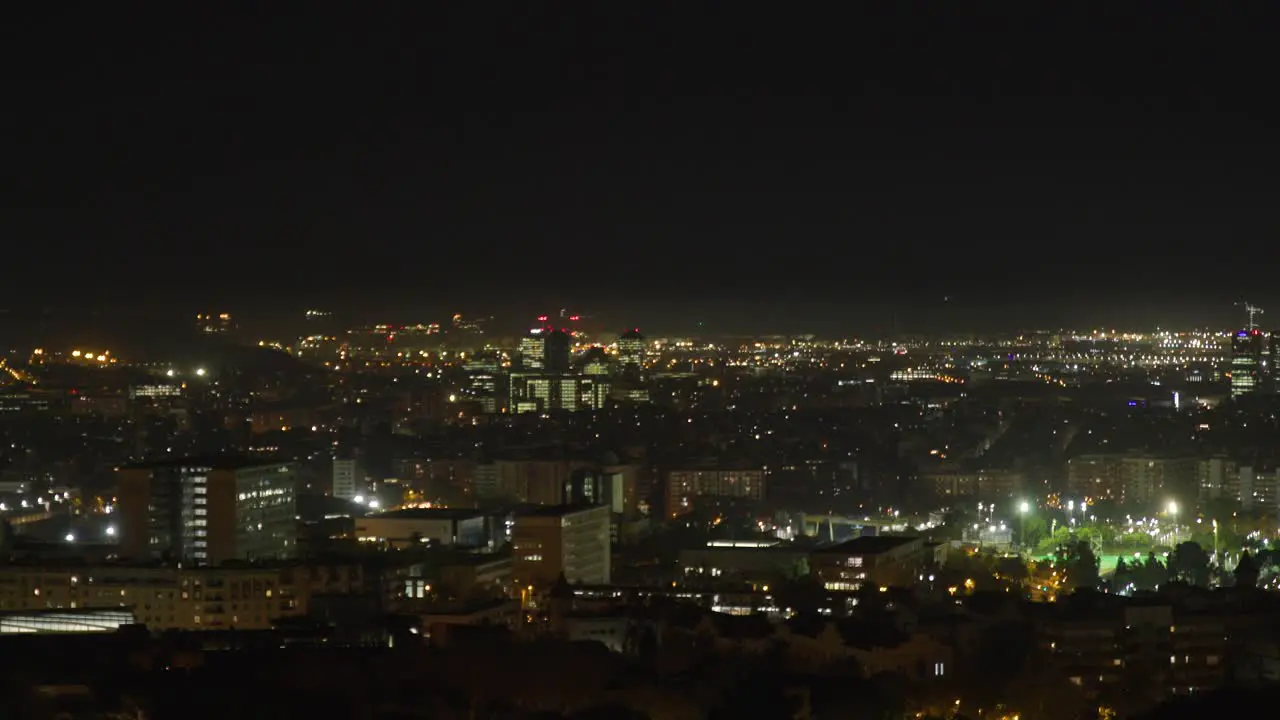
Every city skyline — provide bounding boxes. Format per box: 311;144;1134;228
5;6;1280;718
8;297;1280;351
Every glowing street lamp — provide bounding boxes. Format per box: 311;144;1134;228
1018;501;1031;552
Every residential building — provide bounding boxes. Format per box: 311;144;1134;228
666;468;766;517
0;563;308;631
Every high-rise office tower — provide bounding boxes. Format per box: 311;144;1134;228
508;373;610;413
520;316;573;372
1268;331;1280;393
117;458;297;565
616;328;645;372
1231;329;1264;398
518;330;547;370
542;329;571;373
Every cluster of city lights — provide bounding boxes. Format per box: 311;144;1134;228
164;368;207;378
0;492;73;513
64;525;115;543
352;495;380;509
69;349;114;364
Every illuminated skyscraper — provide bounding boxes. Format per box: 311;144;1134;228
518;330;547;370
617;328;645;372
519;313;574;370
1231;329;1264;397
1269;331;1280;393
518;322;571;372
508;373;609;413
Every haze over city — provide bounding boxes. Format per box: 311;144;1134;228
3;4;1280;720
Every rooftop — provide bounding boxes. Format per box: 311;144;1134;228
365;507;484;521
0;606;135;619
813;535;922;556
120;455;290;471
680;545;806;555
516;503;608;519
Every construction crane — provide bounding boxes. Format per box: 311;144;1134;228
1238;301;1265;330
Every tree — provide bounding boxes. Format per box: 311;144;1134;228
942;549;999;592
952;619;1034;711
1167;541;1210;587
1132;552;1165;592
1060;540;1099;591
1236;550;1260;589
1022;514;1048;548
1113;557;1132;593
1001;648;1089;720
707;653;803;720
774;574;827;615
809;669;907;720
994;556;1029;591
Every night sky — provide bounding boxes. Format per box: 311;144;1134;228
3;5;1277;334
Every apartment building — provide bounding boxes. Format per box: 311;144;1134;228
1066;454;1196;505
666;468;766;518
0;563;308;631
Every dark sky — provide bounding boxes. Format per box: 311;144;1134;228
3;4;1278;334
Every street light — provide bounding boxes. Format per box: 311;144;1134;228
1018;501;1031;553
1167;500;1180;544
